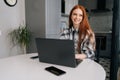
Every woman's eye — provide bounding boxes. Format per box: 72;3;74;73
72;13;83;17
79;14;83;17
73;13;77;16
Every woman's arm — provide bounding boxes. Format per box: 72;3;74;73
59;29;70;39
75;34;96;60
75;41;95;60
75;53;87;60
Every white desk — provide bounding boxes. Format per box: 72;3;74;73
0;53;106;80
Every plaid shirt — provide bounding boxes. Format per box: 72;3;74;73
60;28;95;60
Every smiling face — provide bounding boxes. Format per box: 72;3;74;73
71;8;83;29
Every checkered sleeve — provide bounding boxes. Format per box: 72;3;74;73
60;29;70;39
81;36;96;60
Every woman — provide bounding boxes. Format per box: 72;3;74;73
60;5;96;60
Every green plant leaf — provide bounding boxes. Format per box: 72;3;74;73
9;25;31;47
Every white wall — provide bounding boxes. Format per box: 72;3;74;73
25;0;61;53
46;0;61;38
65;0;78;15
0;0;25;58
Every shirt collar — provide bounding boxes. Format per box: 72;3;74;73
72;27;79;33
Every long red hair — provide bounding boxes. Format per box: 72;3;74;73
69;5;95;52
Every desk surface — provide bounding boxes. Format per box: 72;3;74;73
0;53;106;80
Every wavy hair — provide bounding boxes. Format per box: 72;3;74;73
69;5;96;51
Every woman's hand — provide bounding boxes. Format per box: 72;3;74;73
75;53;87;60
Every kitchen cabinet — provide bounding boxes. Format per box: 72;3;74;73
89;12;113;32
95;32;112;58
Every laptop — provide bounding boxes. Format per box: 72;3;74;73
35;38;81;68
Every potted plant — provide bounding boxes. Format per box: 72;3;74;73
9;25;31;54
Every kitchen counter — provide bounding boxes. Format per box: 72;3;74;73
95;31;112;36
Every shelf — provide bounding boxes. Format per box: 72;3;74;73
61;13;69;17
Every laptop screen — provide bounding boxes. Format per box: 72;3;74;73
35;38;80;68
